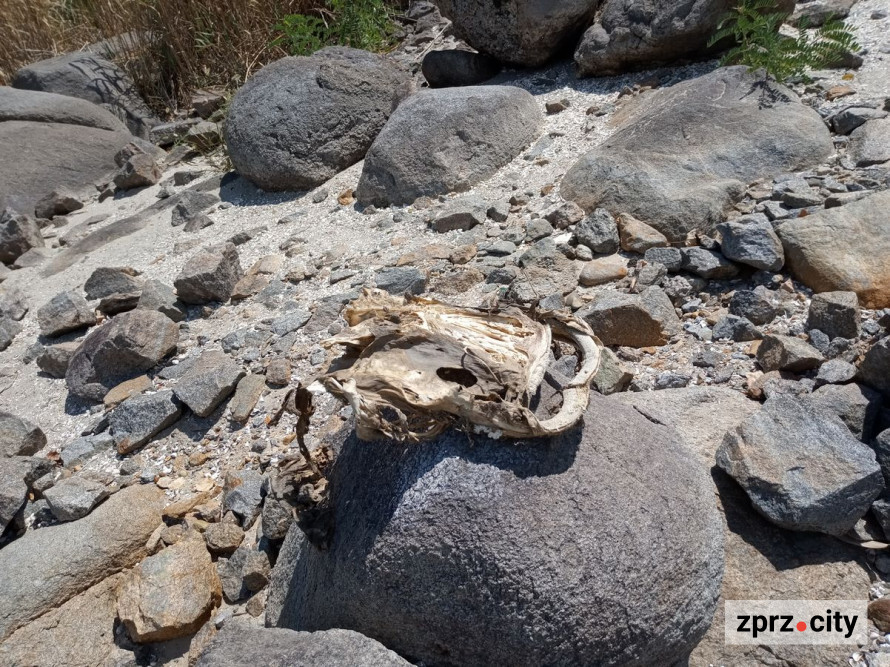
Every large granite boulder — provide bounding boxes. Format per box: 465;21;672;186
225;47;411;191
775;190;890;308
12;52;159;138
275;394;723;666
435;0;599;66
561;67;833;242
197;625;411;667
66;310;179;401
0;120;134;216
356;85;542;206
0;484;164;641
575;0;794;75
0;86;126;131
614;387;871;666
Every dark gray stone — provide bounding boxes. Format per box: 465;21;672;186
136;280;187;322
356;86;542;206
61;433;114;468
712;315;761;342
0;287;28;321
65;310;179;401
573;208;619;254
0;208;43;265
33;188;83;219
421;49;501;88
756;334;824;372
848;117;890;167
270;311;311;337
807;291;861;340
811;382;882;441
874;429;890;488
43;476;109;522
12;52;159;138
375;267;426;295
36;341;80;378
577;286;680;347
174;243;243;305
36;291;96;337
432;198;486;232
225;48;412;191
681;247;739;280
831;106;887;135
815;359;857;386
83;266;143;301
0;317;21;352
717;218;785;271
0;412;46;459
717;394;883;535
276;395;723;666
173;350;244;418
109;390;182;454
170;190;220;227
561;67;833;242
196;625;411;667
222;469;265;525
643;246;682;272
859;336;890;395
729;288;779;325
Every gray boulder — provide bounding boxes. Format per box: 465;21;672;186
717;218;785;271
222;469;265;525
756;334;824;372
807;290;860;340
859;336;890;395
170;190;220;227
0;208;44;265
65;310;179;401
874;429;890;487
36;291;96;337
717;394;884;535
848;117;890;167
729;288;779;325
0;457;33;532
60;433;113;468
173;350;244;418
0;86;126;131
136;280;187;322
0;121;134;217
811;382;881;441
0;317;20;351
12;52;159;138
421;49;501;88
276;395;723;666
561;67;833;242
831;106;887;135
356;86;542;206
575;0;793;75
196;625;411;667
83;266;143;300
174;243;242;304
577;286;680;347
573;208;620;254
36;341;80;378
643;246;682;272
712;315;761;342
225;48;411;191
0;483;164;641
0;412;46;459
436;0;599;66
109;390;183;454
776;190;890;308
681;247;739;280
43;476;109;522
375;267;426;295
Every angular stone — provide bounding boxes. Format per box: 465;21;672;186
578;254;628;286
137;279;187;322
815;358;857;386
66;310;179;401
83;266;142;300
204;522;245;556
356;86;542;206
0;316;20;351
36;290;96;337
0;411;45;459
421;49;502;88
807;290;861;340
114;153;162;190
36;341;79;378
712;314;761;342
222;469;265;525
118;536;221;643
61;433;113;468
43;476;109;522
643;246;682;272
0;286;28;320
0;457;31;532
717;218;785;271
433;199;487;232
592;346;633;395
110;389;182;454
860;337;890;395
545;201;585;229
375;267;426;295
848;117;890;167
573;208;619;254
174;243;243;305
230;374;266;424
0;208;43;265
831;106;887;135
618;213;668;253
578;286;679;347
275;395;723;665
681;247;739;280
174;350;244;418
729;288;779;325
811;382;882;441
270;310;311;337
103;374;152;409
170;190;220;227
756;334;824;372
717;394;883;535
0;484;164;641
33;187;83;219
776;190;890;308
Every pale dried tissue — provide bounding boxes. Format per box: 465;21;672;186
320;289;602;442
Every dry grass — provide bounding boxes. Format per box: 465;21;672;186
0;0;388;116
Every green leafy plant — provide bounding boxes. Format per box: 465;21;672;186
709;0;860;83
272;0;399;56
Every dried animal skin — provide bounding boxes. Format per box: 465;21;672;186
321;289;601;442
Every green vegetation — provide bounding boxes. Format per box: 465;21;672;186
272;0;400;56
709;0;860;83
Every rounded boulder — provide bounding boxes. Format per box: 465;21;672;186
224;47;412;192
277;393;724;666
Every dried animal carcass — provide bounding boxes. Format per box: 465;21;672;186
321;289;602;442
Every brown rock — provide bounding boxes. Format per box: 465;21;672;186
618;213;668;253
265;357;291;386
204;522;245;556
103;374;152;408
118;536;221;643
579;254;628;287
449;244;477;265
756;334;824;372
869;598;890;633
230;374;266;424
